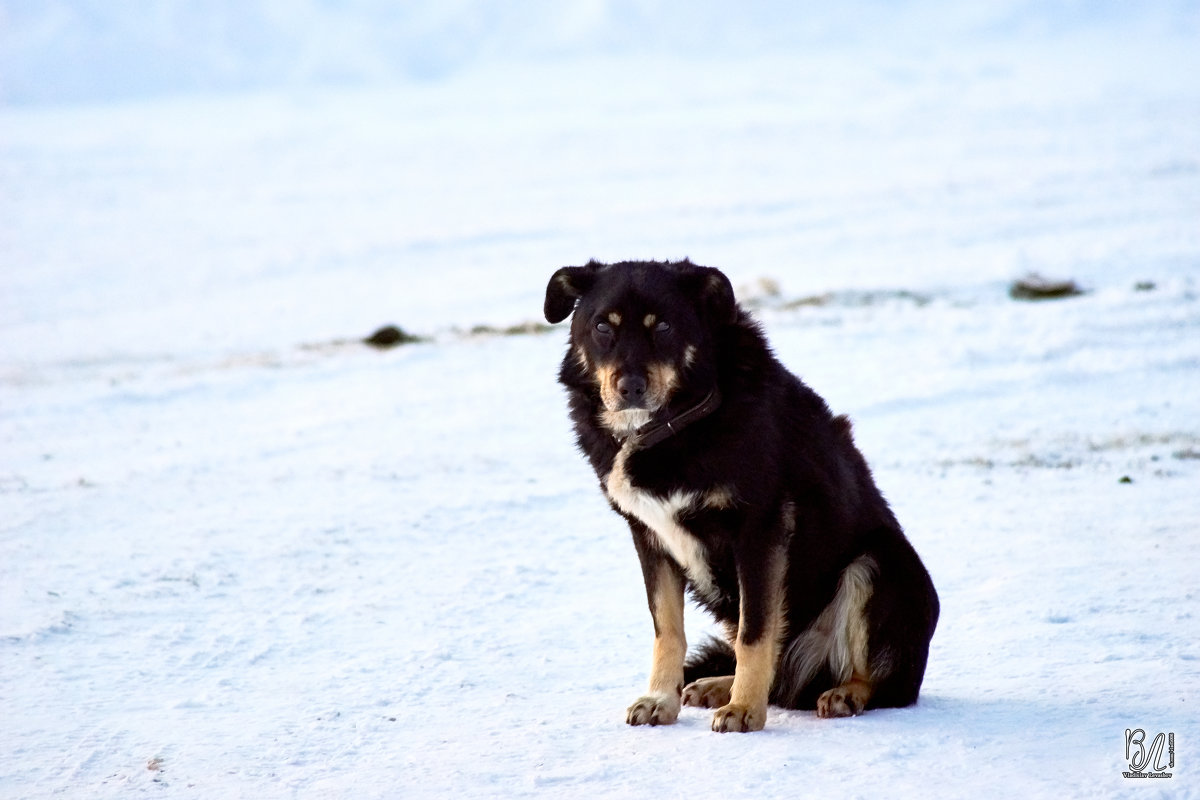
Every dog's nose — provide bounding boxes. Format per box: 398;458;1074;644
617;375;647;403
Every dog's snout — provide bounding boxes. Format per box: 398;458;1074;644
617;375;647;403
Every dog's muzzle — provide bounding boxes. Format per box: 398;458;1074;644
616;374;648;409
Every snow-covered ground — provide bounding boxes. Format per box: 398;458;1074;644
2;2;1199;797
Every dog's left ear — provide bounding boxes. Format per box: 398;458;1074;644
544;263;599;323
683;266;737;325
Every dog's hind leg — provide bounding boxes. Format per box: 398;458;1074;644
846;532;940;712
814;556;876;718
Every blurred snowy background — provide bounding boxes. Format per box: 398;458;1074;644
3;0;1199;357
4;1;1193;105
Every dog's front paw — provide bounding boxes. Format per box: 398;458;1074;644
711;702;766;733
626;692;680;726
682;676;733;709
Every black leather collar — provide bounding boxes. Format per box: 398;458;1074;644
618;388;722;451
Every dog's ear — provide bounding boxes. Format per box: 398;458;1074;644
544;263;599;323
683;266;737;325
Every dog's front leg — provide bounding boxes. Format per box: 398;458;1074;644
712;546;786;733
626;534;686;726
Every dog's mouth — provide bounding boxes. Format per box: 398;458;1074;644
594;361;682;435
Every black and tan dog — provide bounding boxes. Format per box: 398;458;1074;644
544;259;939;733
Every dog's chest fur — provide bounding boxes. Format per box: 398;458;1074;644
604;442;717;596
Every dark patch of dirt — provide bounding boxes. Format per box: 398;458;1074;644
363;325;424;348
1009;273;1085;301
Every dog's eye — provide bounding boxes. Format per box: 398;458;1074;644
654;320;671;333
595;321;613;335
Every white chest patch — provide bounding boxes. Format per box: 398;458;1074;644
604;444;715;597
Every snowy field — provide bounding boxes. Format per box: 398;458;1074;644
3;2;1200;798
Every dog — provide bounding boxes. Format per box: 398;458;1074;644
544;259;939;733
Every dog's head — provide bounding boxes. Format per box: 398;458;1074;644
544;260;736;435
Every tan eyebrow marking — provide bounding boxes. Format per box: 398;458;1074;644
644;313;657;328
607;312;622;326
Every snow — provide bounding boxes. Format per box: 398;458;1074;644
2;1;1199;797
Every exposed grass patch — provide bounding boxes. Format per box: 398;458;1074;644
776;289;933;310
463;321;556;337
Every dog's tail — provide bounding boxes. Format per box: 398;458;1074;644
683;635;736;684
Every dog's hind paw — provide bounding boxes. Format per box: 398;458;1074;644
682;676;734;709
626;692;680;726
816;681;871;718
711;702;766;733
